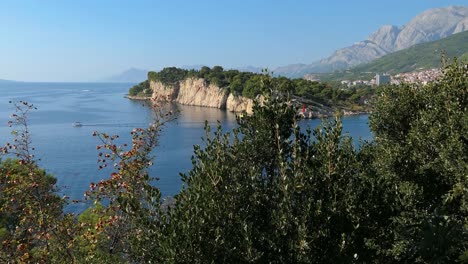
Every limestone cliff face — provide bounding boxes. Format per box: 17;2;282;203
150;78;251;112
150;81;179;101
226;94;254;114
176;78;229;108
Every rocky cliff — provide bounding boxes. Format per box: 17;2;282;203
150;80;179;101
394;6;468;50
145;78;363;118
150;78;254;114
226;94;254;113
177;78;229;109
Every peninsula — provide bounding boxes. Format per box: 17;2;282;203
128;66;371;118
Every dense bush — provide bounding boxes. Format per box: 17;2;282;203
0;102;77;262
148;67;190;87
128;80;151;97
367;59;467;262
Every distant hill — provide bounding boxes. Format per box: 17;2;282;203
273;63;332;78
101;68;148;83
235;66;263;73
0;79;16;83
317;30;468;81
274;6;468;78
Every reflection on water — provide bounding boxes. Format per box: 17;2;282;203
0;82;372;213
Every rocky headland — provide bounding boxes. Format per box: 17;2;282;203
127;66;371;118
127;77;366;119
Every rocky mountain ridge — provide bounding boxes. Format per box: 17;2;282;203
274;6;468;78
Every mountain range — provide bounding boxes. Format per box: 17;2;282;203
351;30;468;73
317;30;468;82
274;6;468;78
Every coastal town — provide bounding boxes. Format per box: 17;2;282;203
336;68;443;87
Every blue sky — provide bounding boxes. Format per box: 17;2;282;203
0;0;466;82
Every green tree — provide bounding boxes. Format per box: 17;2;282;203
199;66;211;78
229;75;243;95
160;74;375;263
242;75;263;98
274;76;295;94
148;67;188;86
368;59;468;262
128;80;151;97
80;105;174;263
212;65;224;73
0;102;76;263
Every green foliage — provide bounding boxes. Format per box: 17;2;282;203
0;158;62;249
148;67;188;86
156;60;467;262
159;75;372;262
128;80;151;97
241;74;263;98
74;203;124;263
77;106;175;263
0;101;77;263
368;59;468;262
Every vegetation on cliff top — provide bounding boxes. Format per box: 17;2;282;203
128;80;151;97
2;60;466;262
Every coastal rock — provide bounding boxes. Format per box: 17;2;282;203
144;79;365;119
226;94;254;114
150;81;179;101
176;78;228;108
149;78;252;112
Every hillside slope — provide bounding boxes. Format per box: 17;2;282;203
352;30;468;74
318;30;468;81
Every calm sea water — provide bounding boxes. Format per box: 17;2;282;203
0;82;372;213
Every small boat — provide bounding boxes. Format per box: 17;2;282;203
72;122;83;127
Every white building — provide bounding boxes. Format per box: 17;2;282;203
375;74;391;86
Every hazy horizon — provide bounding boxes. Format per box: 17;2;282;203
1;0;466;82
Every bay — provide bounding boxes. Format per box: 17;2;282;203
0;82;372;213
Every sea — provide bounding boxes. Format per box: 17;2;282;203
0;82;372;213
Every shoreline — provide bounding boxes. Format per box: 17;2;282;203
126;94;370;120
125;95;151;101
